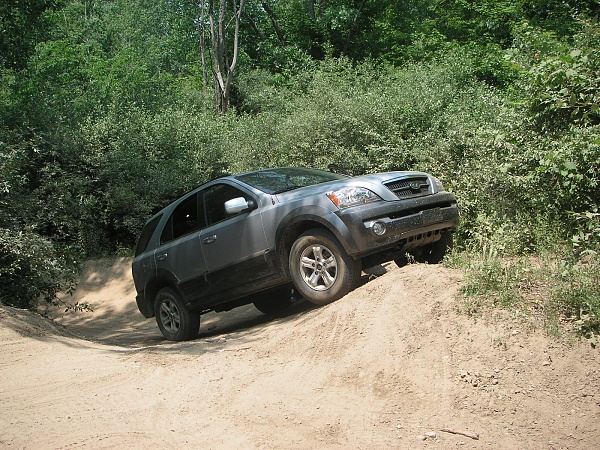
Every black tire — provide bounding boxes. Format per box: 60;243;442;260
395;232;453;268
289;229;361;306
154;287;200;341
253;285;295;315
394;254;409;268
417;231;453;264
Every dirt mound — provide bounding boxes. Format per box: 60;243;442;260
1;259;599;449
1;304;74;340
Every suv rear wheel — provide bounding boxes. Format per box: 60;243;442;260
290;229;361;306
155;287;200;341
253;284;295;315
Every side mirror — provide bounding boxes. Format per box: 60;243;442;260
224;197;257;215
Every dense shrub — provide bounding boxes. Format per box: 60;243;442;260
0;228;77;309
228;55;575;256
515;19;600;131
74;107;229;253
2;0;599;338
228;56;483;174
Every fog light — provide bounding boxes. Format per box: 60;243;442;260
371;221;386;236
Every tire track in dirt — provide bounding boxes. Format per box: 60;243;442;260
2;259;600;449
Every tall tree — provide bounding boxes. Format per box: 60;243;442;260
206;0;244;114
0;0;58;70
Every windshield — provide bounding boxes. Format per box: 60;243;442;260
235;167;346;195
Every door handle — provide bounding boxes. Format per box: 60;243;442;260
203;235;217;244
156;253;168;261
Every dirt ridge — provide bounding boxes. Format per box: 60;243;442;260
1;258;598;449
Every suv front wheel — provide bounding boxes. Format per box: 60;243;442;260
154;287;200;341
289;229;361;306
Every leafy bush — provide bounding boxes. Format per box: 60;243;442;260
512;19;600;131
547;257;600;346
536;126;600;220
0;228;77;309
229;55;492;174
75;107;228;253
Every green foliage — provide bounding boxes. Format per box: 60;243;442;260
230;55;487;172
570;209;600;251
512;19;600;131
77;107;227;251
1;0;599;343
0;0;58;70
549;258;600;347
536;126;600;216
0;228;77;309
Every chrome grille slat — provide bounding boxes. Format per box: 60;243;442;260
384;177;430;198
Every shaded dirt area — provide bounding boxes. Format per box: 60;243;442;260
1;258;598;449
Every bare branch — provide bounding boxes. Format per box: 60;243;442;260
440;428;480;440
262;1;286;46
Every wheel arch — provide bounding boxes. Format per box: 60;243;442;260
140;270;185;318
288;226;362;305
275;208;358;272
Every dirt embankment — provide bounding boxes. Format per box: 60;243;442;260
1;258;598;449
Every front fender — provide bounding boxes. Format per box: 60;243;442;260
275;206;359;256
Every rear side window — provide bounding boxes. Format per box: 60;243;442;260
135;215;162;256
160;193;206;244
159;183;252;245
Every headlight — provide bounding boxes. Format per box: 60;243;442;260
432;177;445;192
327;187;382;209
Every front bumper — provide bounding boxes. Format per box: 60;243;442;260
337;192;460;257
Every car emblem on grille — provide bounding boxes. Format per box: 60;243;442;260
409;182;422;190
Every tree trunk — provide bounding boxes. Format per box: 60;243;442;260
342;0;367;56
195;1;208;93
262;1;286;46
208;0;244;114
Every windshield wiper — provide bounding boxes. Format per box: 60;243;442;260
328;164;352;177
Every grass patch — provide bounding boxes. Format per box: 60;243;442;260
448;249;600;347
547;255;600;347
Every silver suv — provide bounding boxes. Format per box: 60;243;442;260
132;167;459;340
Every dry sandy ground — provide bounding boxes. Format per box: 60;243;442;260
1;258;599;449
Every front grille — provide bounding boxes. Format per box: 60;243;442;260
384;177;430;198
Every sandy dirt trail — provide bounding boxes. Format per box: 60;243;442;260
1;258;599;449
